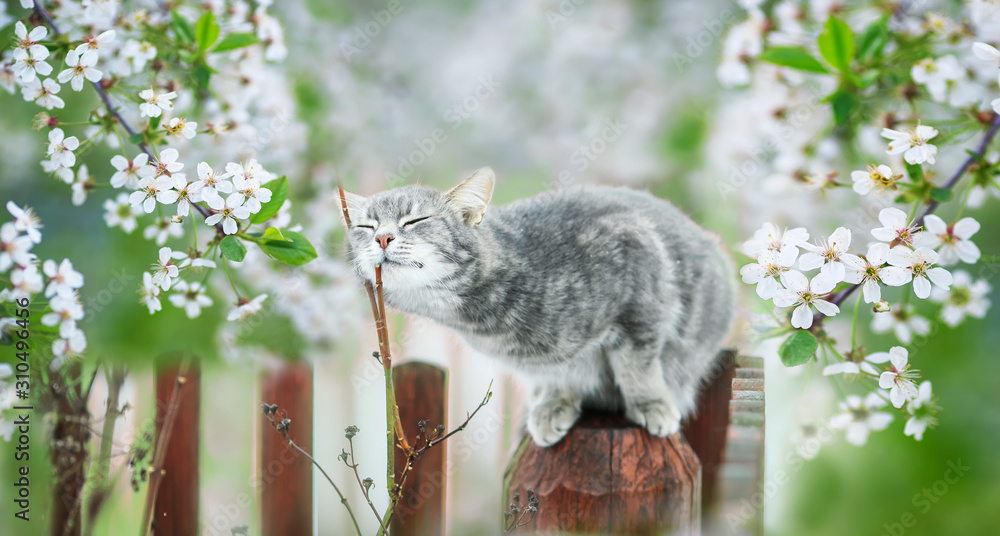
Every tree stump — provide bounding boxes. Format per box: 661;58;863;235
503;413;701;535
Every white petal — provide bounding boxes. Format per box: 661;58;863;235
812;299;839;317
913;276;931;299
866;351;891;364
889;346;908;369
740;263;767;283
879;266;912;286
955;240;981;264
922;214;947;234
926;267;952;288
771;288;798;307
798;253;825;271
904;418;927;440
863;279;881;303
879;207;908;229
790;304;813;329
782;270;809;292
889;386;905;408
868;412;893;432
820;261;845;283
879;371;897;389
952;217;980;239
867;243;890;265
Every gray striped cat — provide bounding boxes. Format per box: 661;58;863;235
341;169;736;446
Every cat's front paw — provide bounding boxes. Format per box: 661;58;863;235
626;399;682;437
527;398;582;447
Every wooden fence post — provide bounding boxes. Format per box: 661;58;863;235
682;350;737;516
259;362;314;536
503;413;702;535
50;361;88;536
715;357;765;535
392;362;449;536
151;360;201;535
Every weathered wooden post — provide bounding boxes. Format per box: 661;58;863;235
503;413;702;535
259;362;314;536
392;362;449;536
150;360;201;535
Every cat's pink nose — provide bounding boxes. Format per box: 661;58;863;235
375;234;394;249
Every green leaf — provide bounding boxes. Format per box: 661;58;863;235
930;187;953;203
778;330;819;367
257;231;317;266
261;227;292;242
905;162;925;183
171;9;195;44
250;176;289;224
828;90;856;125
818;16;855;71
193;62;214;89
129;133;145;145
856;17;890;61
195;11;220;50
220;235;247;262
212;33;259;53
757;46;829;74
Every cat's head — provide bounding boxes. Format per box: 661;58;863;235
339;168;495;289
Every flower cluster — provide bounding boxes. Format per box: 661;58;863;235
1;202;87;369
723;1;998;448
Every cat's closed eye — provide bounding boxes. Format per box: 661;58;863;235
354;223;375;230
401;216;431;228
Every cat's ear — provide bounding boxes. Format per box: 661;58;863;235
446;167;494;226
336;189;367;228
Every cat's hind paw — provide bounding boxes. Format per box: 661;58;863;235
527;397;581;447
626;399;682;437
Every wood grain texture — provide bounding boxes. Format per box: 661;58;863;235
504;413;701;535
259;363;313;536
392;362;449;536
152;361;200;536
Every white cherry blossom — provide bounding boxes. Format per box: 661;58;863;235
972;41;1000;86
881;124;938;165
7;202;42;244
0;222;34;271
165;117;197;140
41;293;84;337
138;87;177;118
772;270;839;329
110;154;150;189
887;246;952;299
741;222;808;267
930;270;991;326
915;215;980;265
877;346;919;408
42;259;84;298
129;175;173;213
842;243;911;303
911;56;962;102
169;281;214;318
829;393;893;446
75;30;116;64
871;305;931;344
57;48;102;92
103;193;141;233
192;162;233;210
143;218;184;246
52;328;87;360
851;164;897;196
139;272;162;314
904;382;937;441
21;77;64;110
205;195;251;235
150;247;179;291
46;128;79;168
798;227;851;283
871;207;921;247
227;294;268;321
10;264;43;300
739;250;790;299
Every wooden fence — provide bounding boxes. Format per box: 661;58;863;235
145;351;764;535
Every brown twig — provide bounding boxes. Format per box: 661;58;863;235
261;405;363;536
140;365;188;536
345;436;389;534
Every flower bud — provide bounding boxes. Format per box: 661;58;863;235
873;299;891;313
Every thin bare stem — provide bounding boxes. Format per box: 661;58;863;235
347;438;388;534
140;365;188;536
